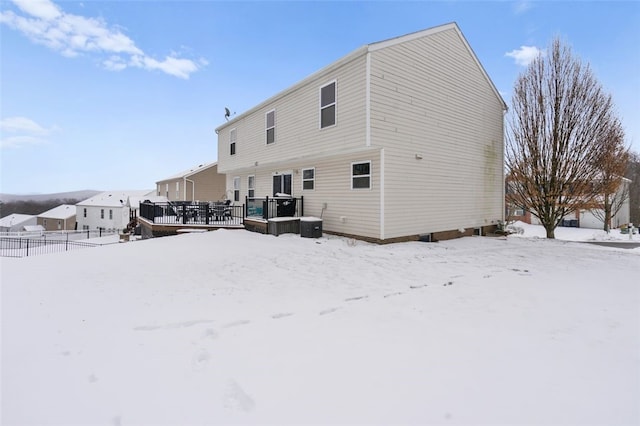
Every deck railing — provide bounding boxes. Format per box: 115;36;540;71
139;201;244;226
245;196;304;220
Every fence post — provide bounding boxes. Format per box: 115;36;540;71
182;205;187;224
87;229;90;239
205;204;210;225
66;239;68;251
26;238;29;257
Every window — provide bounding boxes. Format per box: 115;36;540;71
230;128;237;156
83;208;87;218
302;168;315;190
83;225;89;230
233;177;240;202
43;219;47;227
351;161;371;189
100;209;105;219
109;209;113;220
165;183;169;198
248;175;255;198
273;173;292;196
320;81;336;128
176;182;180;199
266;110;275;144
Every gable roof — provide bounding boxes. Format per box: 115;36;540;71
0;213;35;227
368;22;507;111
156;162;217;183
76;190;154;208
216;22;506;132
38;204;76;220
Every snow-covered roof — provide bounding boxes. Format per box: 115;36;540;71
127;195;168;209
23;225;45;232
0;213;35;227
156;162;217;183
38;204;76;220
76;190;154;208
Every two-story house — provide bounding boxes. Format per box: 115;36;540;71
216;22;506;242
76;190;153;231
37;204;76;231
155;162;227;202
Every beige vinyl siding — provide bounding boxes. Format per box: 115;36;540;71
217;54;368;174
229;148;381;239
370;28;505;239
156;165;226;202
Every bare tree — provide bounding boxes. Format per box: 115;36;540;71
588;120;630;232
506;38;620;238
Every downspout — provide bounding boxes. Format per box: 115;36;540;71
380;148;385;241
366;51;371;147
185;178;195;201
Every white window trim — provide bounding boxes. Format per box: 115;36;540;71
230;128;237;156
233;176;240;202
351;161;372;190
272;171;294;196
301;167;315;191
265;109;276;145
319;79;337;130
247;175;255;198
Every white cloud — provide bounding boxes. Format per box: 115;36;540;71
505;45;545;67
0;0;203;79
513;1;532;15
0;135;49;149
0;117;56;149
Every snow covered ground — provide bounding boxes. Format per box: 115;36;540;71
1;225;639;425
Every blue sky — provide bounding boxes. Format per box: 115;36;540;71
1;0;639;195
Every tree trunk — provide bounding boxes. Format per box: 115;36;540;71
544;223;556;239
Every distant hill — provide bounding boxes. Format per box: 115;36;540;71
0;190;103;217
0;190;101;203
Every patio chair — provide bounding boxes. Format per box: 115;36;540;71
211;199;232;221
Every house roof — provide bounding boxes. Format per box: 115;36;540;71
23;225;45;232
127;195;168;209
216;22;506;132
76;190;154;208
0;213;35;227
156;162;218;183
38;204;76;220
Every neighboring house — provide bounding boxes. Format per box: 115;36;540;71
76;190;153;231
507;177;632;229
155;162;227;202
37;204;76;231
579;177;631;229
0;214;37;232
215;22;506;242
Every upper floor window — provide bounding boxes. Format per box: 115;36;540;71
266;110;275;144
248;175;255;198
100;209;105;219
302;168;315;190
230;128;237;156
351;161;371;189
320;81;336;128
109;209;113;220
83;208;87;218
176;181;180;199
